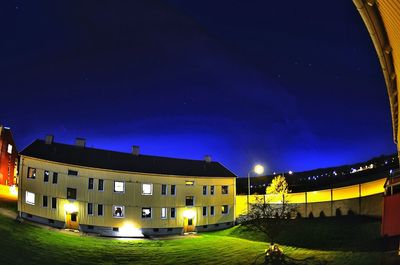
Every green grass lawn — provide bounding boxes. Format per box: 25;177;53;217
0;212;387;265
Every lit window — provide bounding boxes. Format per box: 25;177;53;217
112;205;125;218
98;204;103;216
185;180;194;186
42;195;48;207
161;184;167;195
170;207;176;218
202;206;207;216
44;171;49;182
142;184;153;195
203;186;207;195
171;185;176;195
221;205;229;214
210;186;215;195
25;191;35;205
88;178;94;190
98;179;104;191
7;144;12;154
210;206;215;216
67;188;77;200
52;172;58;184
222;186;229;195
161;208;167;219
186;196;194;206
27;167;36;179
88;203;93;215
114;181;125;193
142;207;152;218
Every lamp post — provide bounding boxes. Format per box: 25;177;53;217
247;164;264;214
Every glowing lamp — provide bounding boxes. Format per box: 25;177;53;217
64;203;78;213
254;165;264;175
183;209;196;219
9;185;18;196
119;223;144;237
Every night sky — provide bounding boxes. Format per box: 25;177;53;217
0;1;396;176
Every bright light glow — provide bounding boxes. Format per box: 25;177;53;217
254;164;264;175
183;209;196;219
25;191;35;205
185;180;194;186
114;181;125;192
7;144;12;154
142;183;153;195
288;171;293;175
64;203;78;213
161;207;167;219
10;185;18;196
119;223;144;237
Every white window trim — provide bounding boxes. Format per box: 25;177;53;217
161;207;168;219
161;184;168;196
88;178;94;191
142;183;153;196
186;196;195;207
87;203;94;216
98;179;105;192
141;207;152;219
210;186;215;196
114;181;125;193
112;205;125;218
97;204;104;216
203;185;208;195
25;191;35;205
42;195;48;208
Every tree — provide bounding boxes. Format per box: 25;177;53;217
239;175;297;244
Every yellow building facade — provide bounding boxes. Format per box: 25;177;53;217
18;137;236;237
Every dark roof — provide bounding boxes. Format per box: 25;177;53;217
20;140;236;178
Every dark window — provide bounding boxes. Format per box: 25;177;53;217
98;204;103;216
88;225;94;230
203;225;208;228
202;206;207;216
210;206;215;216
67;188;77;200
71;213;77;222
44;171;49;182
171;185;176;195
142;207;152;218
203;185;207;195
113;227;119;232
161;184;167;195
215;224;219;227
221;186;228;195
68;170;78;176
393;185;400;195
221;205;229;214
27;167;36;179
48;219;54;224
170;207;176;218
51;197;57;209
185;196;194;206
167;228;173;232
153;228;159;232
98;179;104;191
88;178;94;190
188;218;193;226
88;203;93;215
210;186;215;195
52;172;58;184
43;195;48;207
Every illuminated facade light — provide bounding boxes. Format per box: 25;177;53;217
183;209;196;219
64;203;78;213
119;223;144;237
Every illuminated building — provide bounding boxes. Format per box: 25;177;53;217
18;136;236;236
0;125;18;186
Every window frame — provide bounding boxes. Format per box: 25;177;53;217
221;205;229;215
161;184;167;195
161;207;167;219
112;205;125;218
27;167;36;180
202;206;207;216
98;179;104;191
170;207;176;219
52;172;58;184
88;203;93;215
42;195;48;208
67;187;77;200
221;185;229;195
25;191;35;205
210;206;215;216
88;178;94;190
51;197;57;209
185;196;195;206
97;204;104;216
44;170;49;183
114;181;125;193
210;185;215;195
203;185;207;195
141;207;152;219
170;185;176;196
141;183;153;196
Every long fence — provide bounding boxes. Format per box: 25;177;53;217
235;178;386;218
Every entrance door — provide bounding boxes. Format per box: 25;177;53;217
65;212;79;230
184;217;195;233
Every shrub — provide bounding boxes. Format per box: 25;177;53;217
347;209;356;216
319;211;326;218
308;212;314;218
335;208;342;217
296;212;302;219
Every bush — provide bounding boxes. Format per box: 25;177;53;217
347;209;356;216
308;212;314;218
335;208;342;217
319;211;326;218
296;212;302;219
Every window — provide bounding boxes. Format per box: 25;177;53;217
68;170;78;176
88;203;93;215
210;185;215;195
7;144;12;154
203;185;207;195
186;196;194;206
114;181;125;193
142;183;153;195
170;207;176;218
210;206;215;216
112;205;125;218
161;208;167;219
25;191;35;205
221;205;229;214
171;185;176;196
43;195;48;207
393;185;400;195
88;178;94;190
161;184;167;195
202;206;207;216
27;167;36;179
98;204;103;216
52;172;58;184
98;179;104;191
222;185;229;195
67;188;77;200
51;197;57;209
185;180;194;186
142;207;152;218
44;171;49;182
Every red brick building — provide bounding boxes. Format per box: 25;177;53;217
0;126;18;186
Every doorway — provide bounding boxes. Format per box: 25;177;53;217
65;212;79;230
184;217;195;233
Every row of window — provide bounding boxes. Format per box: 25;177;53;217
26;191;57;209
27;167;230;195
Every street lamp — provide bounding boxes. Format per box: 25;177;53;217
247;164;265;214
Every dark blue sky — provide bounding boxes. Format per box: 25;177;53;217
0;0;395;176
